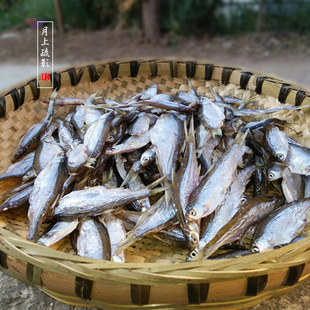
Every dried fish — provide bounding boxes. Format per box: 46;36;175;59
27;152;67;240
185;130;247;222
13;90;56;161
251;198;310;252
0;151;34;181
4;82;310;264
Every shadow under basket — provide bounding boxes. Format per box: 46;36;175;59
1;59;310;309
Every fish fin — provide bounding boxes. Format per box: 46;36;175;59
84;157;96;169
270;181;283;194
150;186;170;196
188;115;195;144
153;234;172;245
89;91;101;100
211;128;222;137
164;188;173;208
197;164;202;176
196;148;203;158
74;174;91;190
242;89;250;104
50;89;57;100
84;163;95;169
146;175;167;189
205;162;215;175
234;129;249;145
120;170;139;187
183;119;188;142
102;167;114;185
115;155;128;180
116;234;136;253
188;79;193;88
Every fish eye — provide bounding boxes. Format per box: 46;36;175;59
189;209;196;217
252;246;260;253
143;157;149;162
241;197;247;203
268;172;275;179
191;234;198;243
276;153;284;161
190;250;198;258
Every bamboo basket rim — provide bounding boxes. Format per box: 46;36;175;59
1;59;310;308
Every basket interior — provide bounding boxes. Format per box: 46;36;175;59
0;67;310;265
0;68;310;263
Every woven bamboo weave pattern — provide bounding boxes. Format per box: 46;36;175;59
0;59;310;309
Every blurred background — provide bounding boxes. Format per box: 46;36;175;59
1;0;310;92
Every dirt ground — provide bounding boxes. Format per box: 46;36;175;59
1;28;310;310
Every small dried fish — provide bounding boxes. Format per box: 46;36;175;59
98;213;126;263
53;177;167;220
27;152;67;240
83;111;114;158
264;124;289;161
5;82;310;264
173;117;200;249
199;97;225;136
189;196;282;261
0;184;34;212
185;130;247;222
37;219;79;247
0;152;34;181
13;90;56;161
251;198;310;252
75;218;111;260
33;135;63;174
151;113;185;182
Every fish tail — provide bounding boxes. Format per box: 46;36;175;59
211;128;222;137
27;226;38;241
89;91;100;99
184;119;188;142
150;186;170;196
116;233;136;253
84;157;96;168
50;89;58;100
188;114;195;144
242;89;250;104
147;175;167;189
120;170;139;187
164;188;173;208
234;128;249;146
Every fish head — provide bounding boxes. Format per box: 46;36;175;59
186;247;200;261
185;204;204;222
67;144;88;173
140;155;151;166
241;194;247;204
275;151;287;162
140;83;158;100
183;222;200;249
105;132;115;143
251;239;270;253
267;165;282;181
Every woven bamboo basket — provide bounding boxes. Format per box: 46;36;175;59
1;59;310;310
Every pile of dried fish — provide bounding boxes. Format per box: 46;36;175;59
1;83;310;263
